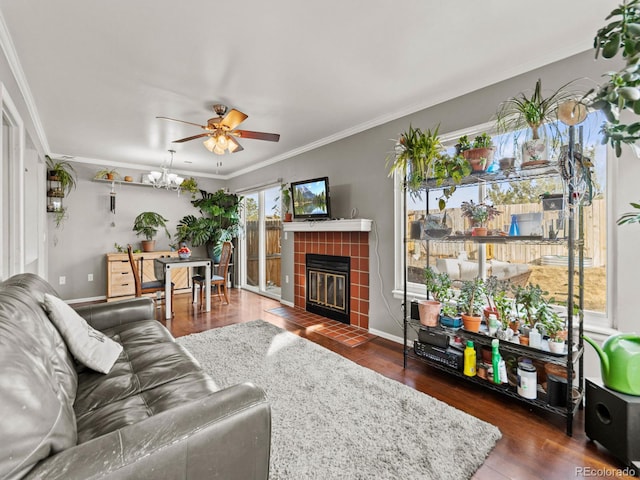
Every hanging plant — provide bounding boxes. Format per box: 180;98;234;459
588;0;640;156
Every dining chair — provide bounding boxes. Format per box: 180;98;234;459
192;241;232;306
127;244;174;313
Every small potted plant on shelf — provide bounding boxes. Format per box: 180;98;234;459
536;302;566;354
458;133;495;172
94;168;121;181
280;183;293;222
513;283;547;331
431;153;472;210
457;277;485;332
460;200;501;236
133;211;171;252
387;124;444;196
423;212;452;239
421;267;452;327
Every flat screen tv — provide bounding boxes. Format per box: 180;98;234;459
290;177;331;220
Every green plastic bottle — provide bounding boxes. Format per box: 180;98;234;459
463;340;476;376
492;338;501;384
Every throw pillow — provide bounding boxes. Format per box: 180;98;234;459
42;294;123;374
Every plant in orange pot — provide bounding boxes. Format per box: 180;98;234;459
458;133;495;172
461;200;501;236
457;278;486;332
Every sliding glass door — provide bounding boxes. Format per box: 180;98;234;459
242;186;282;298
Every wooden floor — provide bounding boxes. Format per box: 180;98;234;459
157;290;634;480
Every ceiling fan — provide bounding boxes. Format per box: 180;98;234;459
157;104;280;155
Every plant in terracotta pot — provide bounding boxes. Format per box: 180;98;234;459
277;183;293;222
457;277;486;332
513;283;547;330
94;168;121;181
422;267;455;327
458;133;495;172
133;211;171;252
460;200;501;236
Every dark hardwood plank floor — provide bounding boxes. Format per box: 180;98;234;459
155;290;634;480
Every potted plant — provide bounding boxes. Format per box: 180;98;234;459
180;177;199;199
279;183;293;222
588;0;640;157
387;124;444;196
176;189;243;261
537;302;566;353
46;155;77;197
457;277;485;332
513;283;547;329
94;168;121;181
133;211;171;252
458;133;495;172
460;200;501;236
495;78;577;166
421;267;450;327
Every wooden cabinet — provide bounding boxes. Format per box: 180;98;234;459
106;251;190;300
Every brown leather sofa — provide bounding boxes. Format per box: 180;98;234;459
0;273;271;480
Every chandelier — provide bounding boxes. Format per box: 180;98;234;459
147;149;184;191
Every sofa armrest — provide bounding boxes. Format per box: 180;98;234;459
74;297;156;331
24;382;271;480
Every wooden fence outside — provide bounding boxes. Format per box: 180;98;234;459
245;219;282;287
407;199;606;270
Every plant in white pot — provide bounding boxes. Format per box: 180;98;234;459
536;302;566;353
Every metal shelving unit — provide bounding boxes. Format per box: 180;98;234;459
401;134;586;436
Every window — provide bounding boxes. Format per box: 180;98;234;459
393;113;611;329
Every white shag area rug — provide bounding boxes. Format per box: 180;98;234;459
176;320;501;479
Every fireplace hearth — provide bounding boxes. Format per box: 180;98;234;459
306;254;350;324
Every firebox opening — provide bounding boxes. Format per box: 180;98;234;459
306;253;350;324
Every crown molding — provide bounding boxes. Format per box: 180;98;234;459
0;9;49;153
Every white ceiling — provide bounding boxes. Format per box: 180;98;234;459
0;1;618;179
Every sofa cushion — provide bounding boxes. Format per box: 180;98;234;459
43;293;123;374
74;319;218;444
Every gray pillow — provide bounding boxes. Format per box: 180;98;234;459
43;294;123;374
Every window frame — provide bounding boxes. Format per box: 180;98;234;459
392;120;615;331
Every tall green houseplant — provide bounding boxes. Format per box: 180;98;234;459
176;189;243;260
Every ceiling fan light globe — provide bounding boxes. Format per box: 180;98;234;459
216;134;228;149
213;144;225;155
203;137;216;152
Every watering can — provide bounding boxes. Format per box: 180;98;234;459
583;333;640;396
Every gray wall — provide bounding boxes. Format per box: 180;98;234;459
48;162;225;299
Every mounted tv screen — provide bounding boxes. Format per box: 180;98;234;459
291;177;331;220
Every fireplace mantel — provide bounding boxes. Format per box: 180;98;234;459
282;219;372;233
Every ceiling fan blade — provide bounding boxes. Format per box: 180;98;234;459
228;136;244;153
156;116;207;129
235;130;280;142
172;133;211;143
220;109;248;130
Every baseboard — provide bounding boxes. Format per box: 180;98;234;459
369;327;404;345
66;295;106;304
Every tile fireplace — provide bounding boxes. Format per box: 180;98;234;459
285;219;371;330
